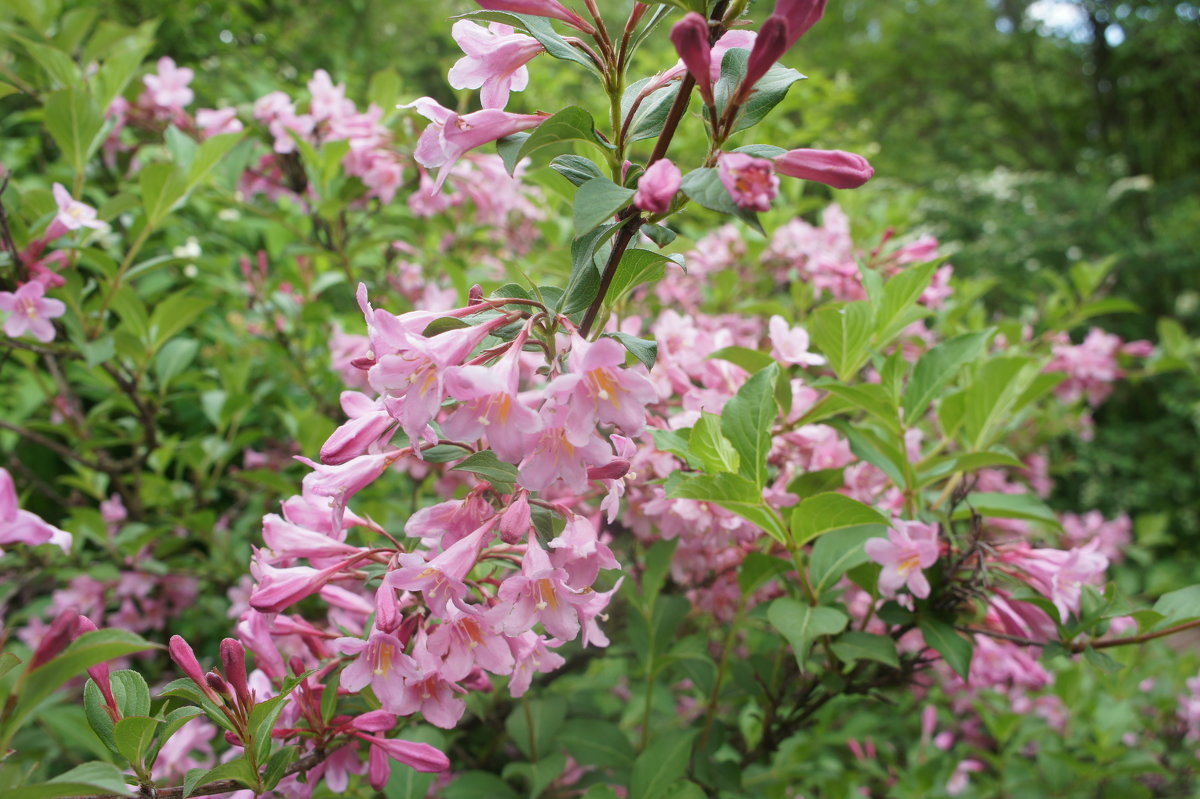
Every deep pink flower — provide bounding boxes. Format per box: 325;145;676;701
406;98;544;191
474;0;594;33
718;152;779;212
670;13;714;105
737;15;789;104
773;148;875;189
865;520;940;598
0;282;66;342
449;22;543;109
773;0;828;49
634;159;682;215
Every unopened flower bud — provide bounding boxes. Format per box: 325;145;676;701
289;656;308;679
169;635;221;701
29;607;81;670
670;13;714;106
634;159;682;215
774;0;828;49
499;493;533;545
587;459;631;481
206;670;229;696
77;616;118;715
736;16;790;105
220;638;252;709
468;284;484;305
772;148;874;189
224;730;244;747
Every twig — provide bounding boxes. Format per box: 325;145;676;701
958;617;1200;653
78;749;328;799
0;418;109;473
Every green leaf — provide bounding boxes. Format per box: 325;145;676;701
830;631;900;668
789;493;889;547
247;674;309;762
622;78;683;143
607;248;676;303
502;755;567;798
607;331;658;370
873;261;938;345
574;177;635;236
516;106;606;164
505;696;566;760
738;551;792;595
8;762;134;799
184;757;258;798
902;330;993;421
689;411;740;474
951;492;1060;527
918;617;973;679
113;716;159;767
721;363;780;488
262;745;298;790
809;524;888;594
144;707;204;768
816;382;902;435
43;88;106;174
451;450;518;494
0;652;20;679
12;631;154;735
811;302;875;381
961;356;1039;449
767;598;848;668
140;162;189;227
92;48;148;111
709;345;776;375
558;221;620;314
550;154;606;187
441;771;521;799
149;294;211;349
557;719;635;769
641;538;678;609
189;132;244;188
155;338;200;387
367;67;402;113
1152;584;1200;624
158;678;236;733
678;167;762;232
18;37;80;86
828;419;908;488
666;472;787;544
630;730;697;799
732;61;805;132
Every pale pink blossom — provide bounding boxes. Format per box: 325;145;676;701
0;468;72;554
865;521;940;598
142;57;194;111
449;22;543;109
634;158;682;215
196;108;244;138
768;315;825;366
48;183;103;238
406;97;543;191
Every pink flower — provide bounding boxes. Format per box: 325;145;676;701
449;22;543;109
718;152;779;212
0;281;66;342
337;631;417;711
773;0;828;49
773;149;874;189
865;520;940;598
493;538;589;641
196;108;244;138
0;467;72;554
48;183;103;239
473;0;594;33
670;13;714;105
427;606;515;680
634;159;682;214
142;57;194;111
768;315;825;366
406;97;544;192
947;758;985;796
442;347;542;464
737;15;789;104
563;335;657;438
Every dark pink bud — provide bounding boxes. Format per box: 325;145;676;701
29;607;81;669
220;638;252;708
670;13;714;106
474;0;595;33
289;656;307;678
77;616;118;713
772;148;874;189
467;284;485;305
588;459;631;481
350;354;376;371
774;0;827;48
205;670;229;696
634;159;683;215
169;635;217;699
319;411;395;465
499;494;532;545
736;16;790;105
224;730;244;747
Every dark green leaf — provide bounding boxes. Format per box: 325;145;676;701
721;364;780;488
918;617;974;679
630;730;696;799
830;631;900;668
809;524;888;594
767;598;848;668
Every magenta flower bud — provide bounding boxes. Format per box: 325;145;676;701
736;15;790;105
168;635;217;699
474;0;595;34
772;148;874;189
587;459;631;481
77;616;118;714
634;159;683;215
499;493;532;545
205;670;230;696
352;710;398;733
220;638;252;708
224;730;244;747
774;0;827;49
319;411;396;465
29;607;81;670
468;284;485;305
718;152;779;212
670;13;714;106
289;656;307;678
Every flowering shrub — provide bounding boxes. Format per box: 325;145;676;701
2;2;1200;799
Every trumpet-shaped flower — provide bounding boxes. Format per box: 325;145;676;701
406;97;543;191
449;21;543;109
0;282;66;343
865;520;940;599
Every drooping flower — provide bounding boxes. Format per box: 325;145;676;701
449;21;544;109
865;520;940;598
773;148;875;189
718;152;779;212
406;98;544;191
0;282;66;342
0;467;72;553
634;158;683;215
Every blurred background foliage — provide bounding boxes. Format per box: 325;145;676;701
6;0;1198;584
